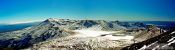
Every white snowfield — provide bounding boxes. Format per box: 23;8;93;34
73;30;134;41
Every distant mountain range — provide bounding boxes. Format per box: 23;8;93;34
0;22;40;33
1;20;174;33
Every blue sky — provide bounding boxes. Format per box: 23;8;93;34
0;0;175;24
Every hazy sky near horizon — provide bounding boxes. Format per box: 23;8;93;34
0;0;175;24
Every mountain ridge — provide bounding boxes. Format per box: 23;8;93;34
0;18;161;50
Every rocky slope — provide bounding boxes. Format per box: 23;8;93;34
0;18;161;50
29;36;132;50
133;25;164;42
0;19;73;49
122;29;175;50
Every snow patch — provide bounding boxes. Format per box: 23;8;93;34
171;31;175;34
162;37;175;48
139;45;147;50
168;37;175;42
168;40;175;45
147;41;158;47
139;41;158;50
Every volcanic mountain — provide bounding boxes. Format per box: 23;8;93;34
0;18;163;50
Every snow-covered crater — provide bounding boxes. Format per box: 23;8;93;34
73;30;134;41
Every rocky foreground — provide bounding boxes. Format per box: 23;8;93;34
123;29;175;50
28;30;134;50
0;18;164;50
